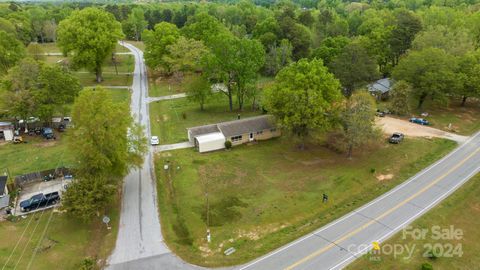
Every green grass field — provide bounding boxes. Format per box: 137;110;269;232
155;137;456;266
148;73;198;97
149;95;262;144
348;173;480;270
0;199;120;270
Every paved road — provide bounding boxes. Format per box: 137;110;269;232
148;93;187;103
153;141;194;152
107;42;200;270
238;132;480;270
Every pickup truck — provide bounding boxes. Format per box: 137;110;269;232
19;192;60;212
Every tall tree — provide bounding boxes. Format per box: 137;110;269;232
57;7;124;83
0;30;25;73
182;12;228;45
389;10;422;65
388;80;412;115
186;76;211;111
126;7;147;41
143;22;180;72
311;36;350;66
63;87;146;220
264;39;293;76
264;58;343;148
340;90;379;158
27;42;46;61
457;51;480;106
163;36;209;74
330;42;379;96
393;48;460;109
203;34;265;111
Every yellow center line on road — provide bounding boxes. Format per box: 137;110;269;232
285;147;480;270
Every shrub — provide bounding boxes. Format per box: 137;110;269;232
182;112;187;119
225;140;232;149
421;262;433;270
370;168;376;174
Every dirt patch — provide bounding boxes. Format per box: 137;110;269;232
33;140;58;148
162;114;169;122
471;203;480;212
376;174;394;181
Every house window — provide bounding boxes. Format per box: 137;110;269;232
256;130;263;135
231;135;242;142
270;128;276;132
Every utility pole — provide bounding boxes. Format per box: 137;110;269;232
205;177;211;243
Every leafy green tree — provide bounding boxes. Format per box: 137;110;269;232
28;6;47;43
298;10;314;27
69;87;146;179
143;22;180;72
27;42;45;61
125;7;147;41
6;12;33;45
388;80;412;115
264;58;343;148
311;36;350;66
330;42;379;96
264;39;293;76
182;12;228;45
186;76;211;111
57;7;124;83
163;36;209;74
252;17;281;48
340;90;379;158
0;30;25;73
412;26;474;56
2;59;81;123
457;51;480;106
35;65;82;122
203;34;265;111
389;10;422;65
393;48;460;109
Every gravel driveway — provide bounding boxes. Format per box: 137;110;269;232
376;116;468;143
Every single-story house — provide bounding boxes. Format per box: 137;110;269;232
368;78;393;100
0;176;10;209
187;115;281;153
0;122;14;141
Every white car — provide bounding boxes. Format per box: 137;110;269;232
151;136;160;145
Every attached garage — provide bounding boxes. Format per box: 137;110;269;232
194;132;226;153
0;122;14;142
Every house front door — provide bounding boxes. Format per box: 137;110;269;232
249;133;254;141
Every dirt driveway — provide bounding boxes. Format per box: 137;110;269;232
376;117;468;143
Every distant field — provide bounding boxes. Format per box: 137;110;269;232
348;173;480;270
155;137;456;266
149;95;262;144
148;73;198;97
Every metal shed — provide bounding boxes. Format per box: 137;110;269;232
194;132;226;153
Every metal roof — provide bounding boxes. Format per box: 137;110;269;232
368;78;392;94
187;124;220;138
195;132;226;144
0;176;7;196
218;115;275;137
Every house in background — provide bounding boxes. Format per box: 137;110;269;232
368;78;393;100
187;115;281;153
0;176;10;209
0;122;14;142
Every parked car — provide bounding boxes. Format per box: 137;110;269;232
19;192;60;212
389;132;404;144
42;127;56;139
58;124;66;132
409;117;430;125
151;136;159;145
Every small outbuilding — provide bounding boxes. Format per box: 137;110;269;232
187;115;280;153
0;176;10;209
0;122;14;142
368;78;393;100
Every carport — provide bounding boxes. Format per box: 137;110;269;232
0;122;14;141
194;132;226;153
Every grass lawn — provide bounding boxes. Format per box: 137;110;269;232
0;198;120;270
125;40;145;51
0;134;74;178
149;95;262;144
148;73;198;97
348;173;480;270
155;136;456;266
76;72;133;87
38;42;130;54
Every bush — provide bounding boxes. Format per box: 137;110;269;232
421;262;433;270
370;168;376;174
225;140;232;149
182;112;187;119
